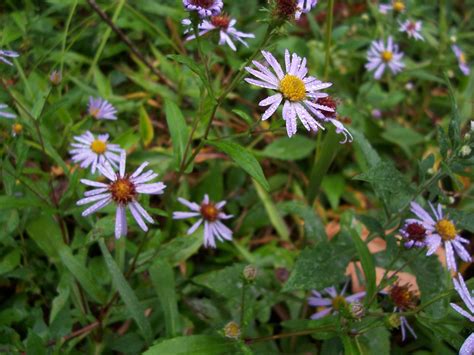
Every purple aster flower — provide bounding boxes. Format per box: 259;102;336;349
173;194;233;248
0;104;16;119
88;96;117;120
182;15;255;51
366;37;405;80
399;20;424;41
452;45;470;76
0;49;19;66
307;282;366;319
371;109;382;119
407;202;471;272
451;274;474;355
183;0;223;17
379;0;406;14
245;49;333;138
70;131;123;174
388;283;418;341
295;0;318;20
77;151;166;239
399;221;427;248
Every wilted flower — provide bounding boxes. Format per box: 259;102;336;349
245;49;333;138
0;49;19;66
389;283;418;341
295;0;318;20
0;104;16;119
88;96;117;120
308;283;366;319
224;321;241;339
379;0;406;14
399;221;427;248
182;15;255;51
451;274;474;355
183;0;223;17
173;194;233;248
50;70;62;85
452;45;470;76
407;201;471;272
313;96;353;144
70;131;123;174
399;20;424;41
11;123;23;137
77;151;166;239
366;37;405;80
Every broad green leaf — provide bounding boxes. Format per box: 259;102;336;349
381;123;425;157
193;263;245;299
139;105;154;147
155;231;203;265
351;129;380;171
278;201;327;243
58;247;107;304
168;54;213;95
283;236;354;292
207;140;270;191
0;249;21;275
26;215;64;259
31;87;52;120
253;179;289;241
259;136;317;160
99;239;153;343
0;195;52;211
164;99;189;169
26;331;47;355
349;229;376;304
149;260;181;337
358;326;390;355
341;335;361;355
144;335;243;355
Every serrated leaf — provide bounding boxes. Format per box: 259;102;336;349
259;136;317;160
164;99;189;169
99;239;153;343
207;140;269;191
139;105;154;147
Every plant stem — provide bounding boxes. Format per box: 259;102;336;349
244;326;336;344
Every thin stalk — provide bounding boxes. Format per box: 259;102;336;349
244;326;336;344
240;283;247;327
60;0;78;77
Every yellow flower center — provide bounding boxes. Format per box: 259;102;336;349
12;123;23;134
109;178;136;204
393;1;405;12
459;52;467;64
435;219;457;241
381;51;393;62
279;74;306;102
331;295;347;311
90;139;107;154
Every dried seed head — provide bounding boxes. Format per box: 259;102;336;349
389;283;417;311
274;0;298;19
243;265;258;281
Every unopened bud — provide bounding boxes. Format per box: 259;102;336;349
460;145;472;157
386;314;401;329
224;321;241;339
50;70;62;86
349;301;365;320
243;265;258;282
448;196;455;204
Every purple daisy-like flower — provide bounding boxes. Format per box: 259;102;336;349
0;104;16;119
399;221;427;248
70;131;123;174
399;20;424;41
379;0;406;14
77;151;166;239
407;202;471;272
0;49;19;66
182;15;255;51
451;274;474;355
295;0;318;20
88;96;117;120
452;45;470;76
183;0;223;17
307;282;366;319
366;37;405;80
173;194;233;248
245;49;333;138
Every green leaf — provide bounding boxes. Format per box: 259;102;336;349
149;260;181;337
0;249;21;275
0;195;52;211
341;335;361;355
193;263;245;299
99;239;153;343
168;54;213;95
144;335;243;355
259;136;317;160
349;229;376;304
381;123;425;157
164;99;189;169
253;179;289;241
283;236;354;292
26;215;64;259
321;174;345;210
358;326;389;355
155;231;203;266
207;140;269;191
232;109;254;125
351;129;381;171
139;105;154;147
278;201;327;243
26;331;47;355
58;247;107;304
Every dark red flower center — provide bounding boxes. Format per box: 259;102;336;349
275;0;298;18
211;15;231;29
200;203;219;222
190;0;214;8
406;21;416;32
315;96;337;118
405;222;426;242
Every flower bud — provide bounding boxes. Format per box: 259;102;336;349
349;301;365;320
460;145;472;157
274;0;298;20
386;314;401;329
50;70;62;86
224;321;241;339
243;265;258;282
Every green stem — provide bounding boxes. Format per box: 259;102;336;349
60;0;78;77
240;283;247;328
323;0;335;80
244;326;336;344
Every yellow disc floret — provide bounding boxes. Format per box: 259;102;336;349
331;295;348;311
109;178;136;204
381;51;393;62
393;1;405;12
90;139;107;154
279;74;306;102
435;219;457;241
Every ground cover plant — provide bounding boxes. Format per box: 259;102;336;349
1;0;474;353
